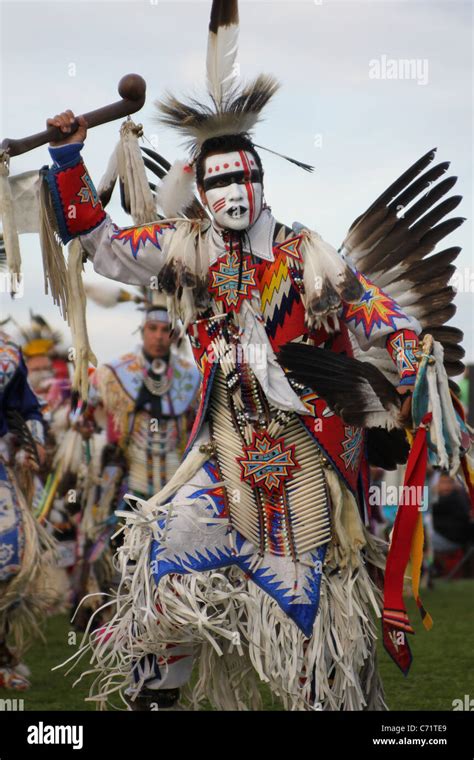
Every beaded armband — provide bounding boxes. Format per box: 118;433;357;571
386;329;419;383
46;151;106;244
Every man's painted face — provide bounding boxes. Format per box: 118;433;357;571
202;150;263;231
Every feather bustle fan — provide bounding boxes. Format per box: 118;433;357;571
277;342;403;430
339;148;465;380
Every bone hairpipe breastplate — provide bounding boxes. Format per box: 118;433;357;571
209;362;332;559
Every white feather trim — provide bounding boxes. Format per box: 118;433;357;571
84;281;125;308
156;160;196;218
301;229;363;330
431;339;461;475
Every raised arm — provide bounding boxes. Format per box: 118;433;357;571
45;111;177;287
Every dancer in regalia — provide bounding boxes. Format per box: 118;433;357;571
11;314;82;612
86;301;200;502
44;0;472;710
0;331;56;690
72;300;200;634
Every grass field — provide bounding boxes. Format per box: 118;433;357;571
1;579;473;711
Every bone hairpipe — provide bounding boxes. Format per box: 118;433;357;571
290;510;330;523
293;526;332;539
288;499;329;512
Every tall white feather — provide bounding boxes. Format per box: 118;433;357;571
206;1;240;108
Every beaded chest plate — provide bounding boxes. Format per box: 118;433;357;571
209;367;331;559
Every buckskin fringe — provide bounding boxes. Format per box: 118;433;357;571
60;491;387;711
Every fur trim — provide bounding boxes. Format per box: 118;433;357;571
96;143;119;208
0;151;22;279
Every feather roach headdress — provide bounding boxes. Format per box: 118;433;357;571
10;311;62;358
155;0;313;216
157;1;280;156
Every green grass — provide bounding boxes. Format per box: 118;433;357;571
378;579;474;711
1;580;472;711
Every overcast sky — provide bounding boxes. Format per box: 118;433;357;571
0;0;472;367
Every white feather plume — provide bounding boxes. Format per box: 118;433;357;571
156;160;196;217
206;0;240;107
84;280;132;308
96;143;119;201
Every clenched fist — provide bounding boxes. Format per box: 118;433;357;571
47;110;88;147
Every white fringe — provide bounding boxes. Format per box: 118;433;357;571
66;240;98;399
0;467;58;657
62;486;386;711
117;120;156;226
424;337;461;475
0;150;22;278
53;428;84;477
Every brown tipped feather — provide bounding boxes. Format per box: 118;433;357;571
209;0;239;32
408;196;463;237
421;325;464;345
140;146;171;172
418;304;457;328
277;342;402;429
444;360;465;377
392;163;451;210
401;248;460;281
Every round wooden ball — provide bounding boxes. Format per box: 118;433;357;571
118;74;146;101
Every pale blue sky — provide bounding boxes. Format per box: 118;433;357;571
1;0;472;365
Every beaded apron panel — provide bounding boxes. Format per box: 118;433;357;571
209;367;332;559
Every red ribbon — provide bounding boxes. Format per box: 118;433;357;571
382;412;432;675
460;456;474;517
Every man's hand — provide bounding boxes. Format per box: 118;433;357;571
47;110;88;147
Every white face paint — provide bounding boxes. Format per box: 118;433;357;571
202;150;263;231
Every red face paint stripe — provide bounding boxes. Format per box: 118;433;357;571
213;198;226;212
239;150;255;224
239;150;252;181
